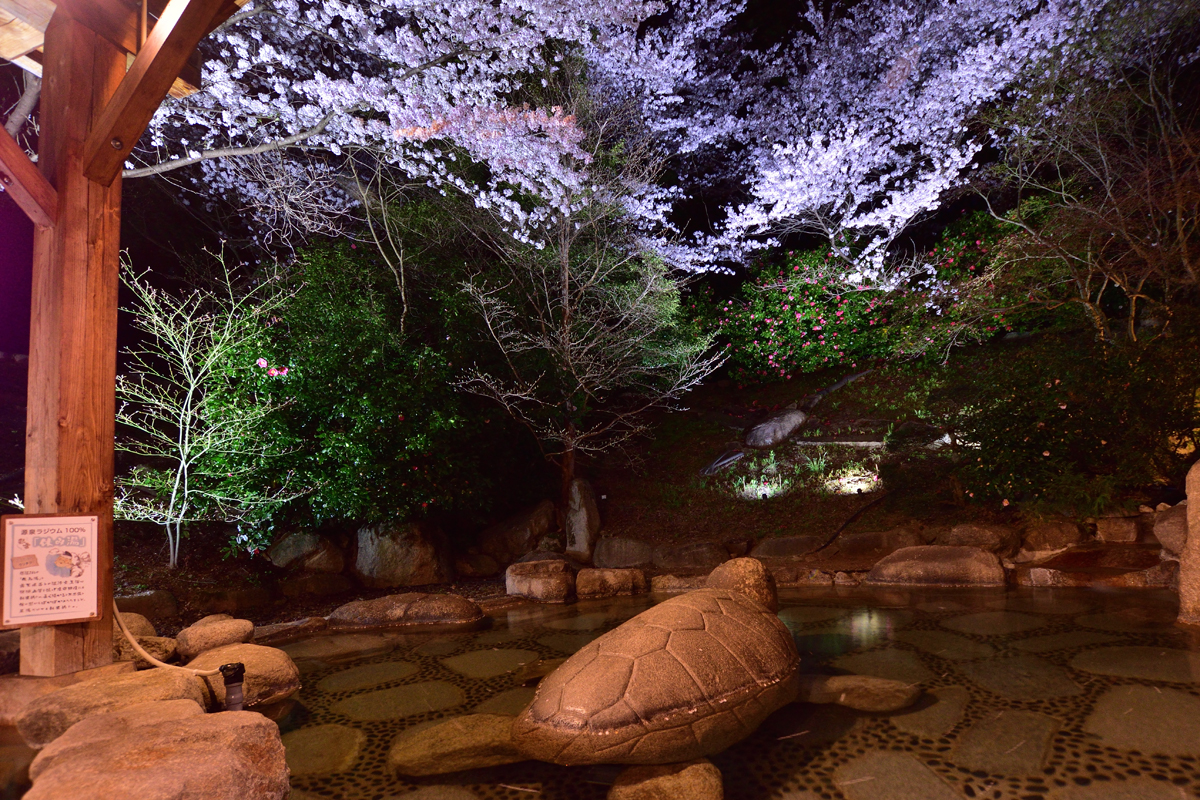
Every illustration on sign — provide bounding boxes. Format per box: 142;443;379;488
2;515;100;627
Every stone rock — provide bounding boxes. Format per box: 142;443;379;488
388;714;525;776
330;681;465;721
609;759;724;800
114;612;156;638
1083;685;1200;756
864;546;1005;586
1069;645;1200;683
577;568;648;599
834;751;961;800
318;662;419;693
328;592;484;630
894;630;994;660
455;551;501;578
832;650;934;685
17;668;207;748
565;479;601;562
750;535;824;559
442;649;539;679
267;531;344;573
176;617;255;661
254;617;328;646
594;537;654;569
193;586;274;615
352;520;453;588
957;655;1082;701
506;559;576;603
112;635;178;670
705;557;778;612
795;674;921;712
1096;515;1139;543
280;633;394;664
479;500;557;564
25;701;288;800
950;709;1059;776
1021;520;1085;552
114;589;178;621
744;409;807;448
513;588;799;765
187;643;301;710
890;685;970;738
831;525;923;558
282;723;365;776
937;523;1020;556
1154;501;1188;556
653;541;729;571
1180;461;1200;625
649;574;709;593
0;663;135;727
281;572;354;598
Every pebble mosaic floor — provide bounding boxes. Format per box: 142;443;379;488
280;587;1200;800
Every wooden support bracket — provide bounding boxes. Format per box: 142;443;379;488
0;126;56;226
81;0;227;185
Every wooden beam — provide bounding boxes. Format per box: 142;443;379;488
0;7;44;60
22;9;123;677
0;127;57;227
82;0;226;185
4;0;205;97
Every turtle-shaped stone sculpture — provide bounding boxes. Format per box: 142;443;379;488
512;557;799;765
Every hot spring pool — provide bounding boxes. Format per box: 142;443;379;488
279;586;1200;800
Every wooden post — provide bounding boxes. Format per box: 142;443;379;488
19;9;127;676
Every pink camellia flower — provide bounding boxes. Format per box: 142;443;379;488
256;358;269;368
280;367;289;377
267;367;279;377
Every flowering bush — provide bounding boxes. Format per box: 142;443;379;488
690;250;892;384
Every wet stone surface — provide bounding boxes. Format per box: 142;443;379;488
266;588;1200;800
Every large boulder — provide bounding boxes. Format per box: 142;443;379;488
565;479;601;562
478;500;557;564
750;536;824;559
0;664;135;727
744;409;808;449
187;643;301;710
506;560;576;603
864;546;1005;587
266;530;345;573
387;714;525;776
1155;501;1188;557
1096;515;1139;544
1178;462;1200;625
831;525;924;558
653;541;729;571
512;587;800;765
594;537;654;569
114;589;178;621
609;759;724;800
112;635;178;670
115;612;156;638
1021;520;1086;552
576;568;648;599
706;557;778;613
254;617;328;646
936;523;1020;556
327;592;484;630
176;616;255;661
25;701;288;800
17;668;207;748
454;551;502;578
352;520;453;588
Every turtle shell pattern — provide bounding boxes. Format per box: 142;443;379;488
512;588;800;765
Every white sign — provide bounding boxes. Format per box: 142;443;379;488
2;515;100;627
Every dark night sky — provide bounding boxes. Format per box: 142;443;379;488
0;189;33;356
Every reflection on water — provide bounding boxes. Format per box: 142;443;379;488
275;586;1200;799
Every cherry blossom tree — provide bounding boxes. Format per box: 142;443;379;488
127;0;663;237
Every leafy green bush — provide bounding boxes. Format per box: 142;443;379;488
691;250;893;384
242;242;543;530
